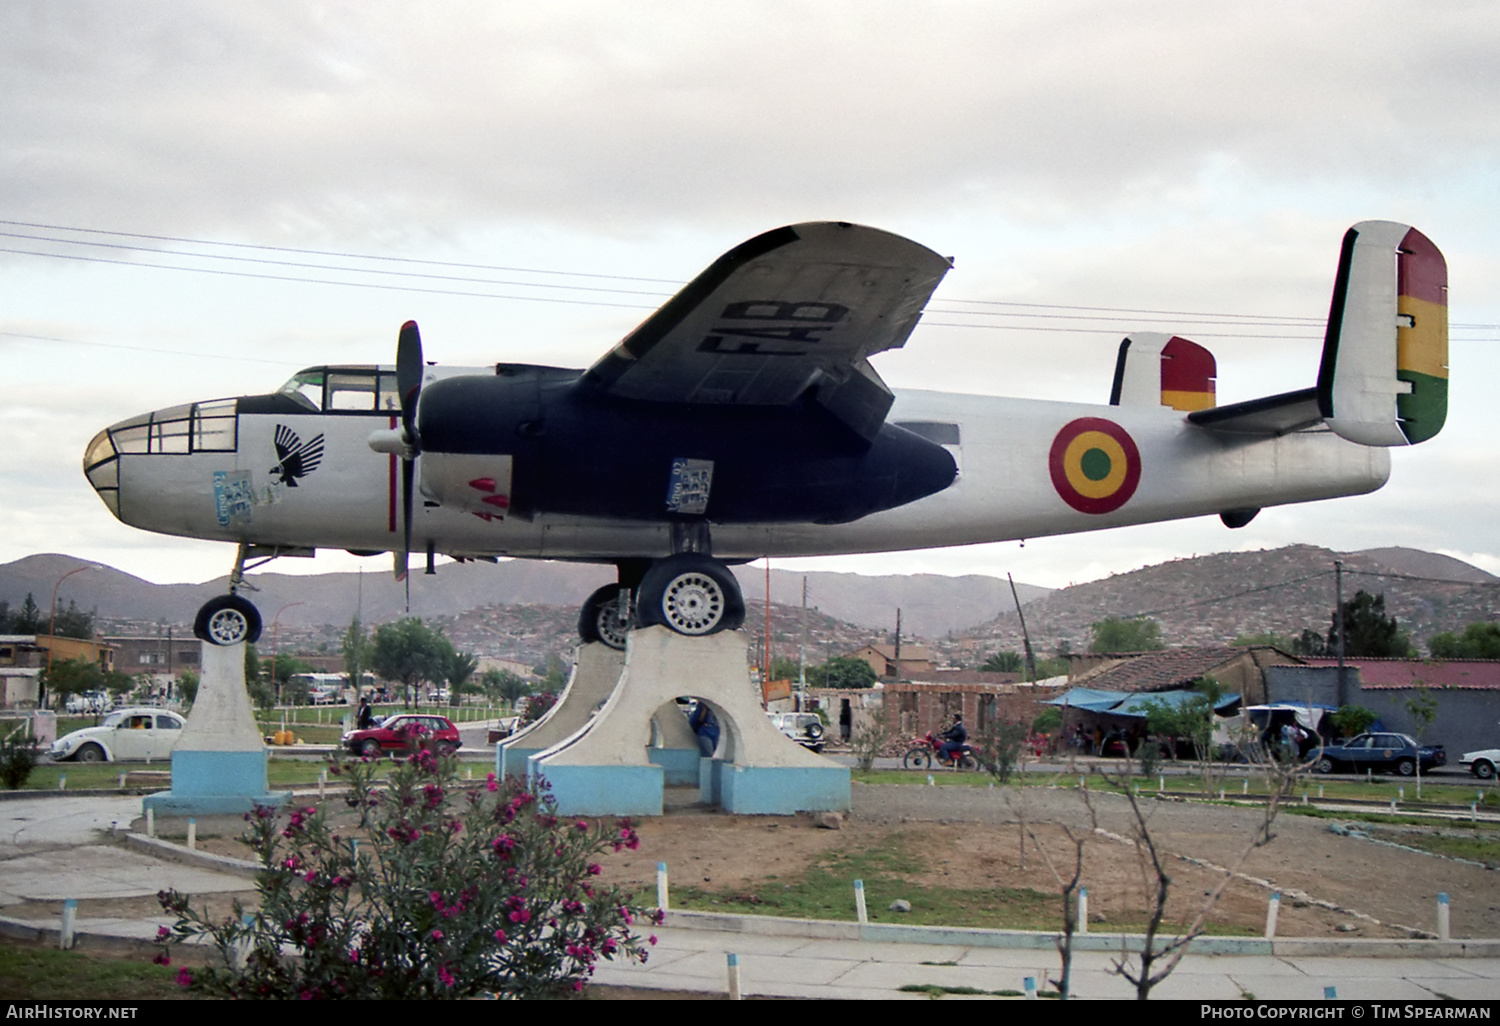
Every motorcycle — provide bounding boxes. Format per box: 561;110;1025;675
902;730;979;771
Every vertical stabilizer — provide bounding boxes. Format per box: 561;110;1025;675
1110;333;1216;411
1318;221;1448;446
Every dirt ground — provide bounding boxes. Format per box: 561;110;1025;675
591;783;1500;940
45;781;1498;941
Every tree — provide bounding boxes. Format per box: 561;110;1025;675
481;669;531;708
1328;590;1413;658
40;657;103;709
50;600;95;640
1088;616;1164;653
1328;704;1377;739
13;594;42;635
0;600;11;634
768;656;802;682
370;619;451;708
1140;677;1222;782
1405;685;1438;799
1292;629;1327;657
444;648;480;706
1429;621;1500;659
806;656;877;689
176;671;200;709
981;650;1025;673
341;616;370;692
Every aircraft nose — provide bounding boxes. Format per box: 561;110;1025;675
83;425;122;518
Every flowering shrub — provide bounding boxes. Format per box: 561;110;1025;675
157;750;659;999
519;691;557;726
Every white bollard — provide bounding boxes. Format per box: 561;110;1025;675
57;774;65;791
927;774;935;786
1243;779;1249;794
233;913;255;970
1077;886;1088;934
854;879;868;925
118;772;126;790
1438;892;1450;941
1024;975;1037;1000
187;818;197;851
1159;775;1165;792
318;769;326;800
146;806;155;838
1264;891;1281;939
1318;784;1324;799
657;862;669;911
726;952;742;1000
59;899;77;950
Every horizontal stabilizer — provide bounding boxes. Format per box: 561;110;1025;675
1188;387;1322;436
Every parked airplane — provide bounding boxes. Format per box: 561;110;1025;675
82;220;1447;650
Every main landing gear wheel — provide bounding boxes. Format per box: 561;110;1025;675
193;594;263;646
635;555;745;637
578;585;634;650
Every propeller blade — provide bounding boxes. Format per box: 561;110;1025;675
400;455;415;610
396;320;423;439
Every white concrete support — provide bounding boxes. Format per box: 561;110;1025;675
535;627;850;817
497;644;625;778
143;640;288;818
1265;891;1281;939
59;899;76;950
657;862;669;911
854;879;868;925
1077;886;1088;934
726;953;741;1001
1438;892;1451;941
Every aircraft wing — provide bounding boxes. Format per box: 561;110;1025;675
1188;387;1325;436
580;222;952;441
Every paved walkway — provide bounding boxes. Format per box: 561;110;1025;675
1;794;1498;1000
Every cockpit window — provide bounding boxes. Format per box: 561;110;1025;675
276;367;396;414
278;370;325;412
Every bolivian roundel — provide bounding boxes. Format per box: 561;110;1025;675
1049;417;1141;514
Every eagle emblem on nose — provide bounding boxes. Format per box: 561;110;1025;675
271;424;325;487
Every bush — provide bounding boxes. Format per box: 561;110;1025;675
0;731;37;790
156;748;659;998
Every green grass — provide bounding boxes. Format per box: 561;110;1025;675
852;768;1495;808
1389;832;1500;864
0;939;192;1000
19;755;412;792
671;832;1255;935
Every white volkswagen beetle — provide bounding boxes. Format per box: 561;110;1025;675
1460;748;1500;780
50;707;185;763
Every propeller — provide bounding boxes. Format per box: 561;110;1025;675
394;320;423;608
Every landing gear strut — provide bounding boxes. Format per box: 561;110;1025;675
192;541;266;646
576;554;746;648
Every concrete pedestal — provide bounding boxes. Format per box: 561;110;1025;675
497;643;625;777
142;640;289;818
536;627;849;817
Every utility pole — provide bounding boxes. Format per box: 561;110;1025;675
1009;573;1037;682
1334;560;1346;706
893;608;902;680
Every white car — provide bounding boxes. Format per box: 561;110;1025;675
50;707;185;763
1460;748;1500;780
767;711;826;753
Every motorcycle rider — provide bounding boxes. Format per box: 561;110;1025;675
939;712;968;763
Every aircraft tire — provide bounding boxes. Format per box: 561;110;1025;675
578;585;633;650
193;595;263;646
636;556;745;637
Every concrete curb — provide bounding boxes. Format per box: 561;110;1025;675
122;832;260;879
660;908;1500;957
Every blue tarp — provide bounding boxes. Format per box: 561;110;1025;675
1046;687;1240;718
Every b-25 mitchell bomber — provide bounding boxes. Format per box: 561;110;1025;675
82;220;1447;649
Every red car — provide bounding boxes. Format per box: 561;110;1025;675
343;714;461;758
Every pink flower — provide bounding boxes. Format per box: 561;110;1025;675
649;935;658;946
575;820;589;831
438;966;455;988
152;951;170;966
493;929;507;943
486;773;499;792
431;929;444;942
155;926;171;941
573;981;584;993
176;967;193;988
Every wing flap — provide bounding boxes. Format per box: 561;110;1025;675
581;222;951;437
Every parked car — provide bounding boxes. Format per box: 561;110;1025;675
1460;748;1500;780
50;707;185;763
343;713;461;758
767;711;825;753
1314;732;1446;776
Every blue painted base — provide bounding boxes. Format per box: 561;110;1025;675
699;757;726;805
142;749;289;817
649;747;700;786
497;745;538;779
719;764;851;814
541;762;665;817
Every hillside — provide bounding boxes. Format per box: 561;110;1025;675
958;544;1498;658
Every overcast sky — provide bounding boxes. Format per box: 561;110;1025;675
3;1;1497;595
